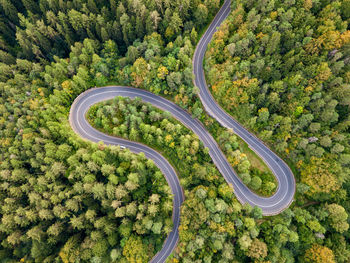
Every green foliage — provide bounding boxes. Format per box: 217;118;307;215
122;235;149;263
0;31;175;263
325;203;349;233
1;0;350;262
203;0;350;262
88;96;220;189
0;0;220;62
217;129;277;196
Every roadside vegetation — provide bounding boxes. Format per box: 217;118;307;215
204;0;350;261
0;0;349;262
88;96;277;197
87;97;221;189
206;119;278;196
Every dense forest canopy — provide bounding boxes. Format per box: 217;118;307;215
205;0;350;200
0;0;222;261
0;0;350;262
87;96;221;188
201;0;350;261
0;0;220;61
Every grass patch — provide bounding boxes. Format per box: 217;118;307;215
208;122;278;197
236;136;271;175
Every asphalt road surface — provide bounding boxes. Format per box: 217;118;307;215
69;88;184;263
69;0;295;261
193;0;295;214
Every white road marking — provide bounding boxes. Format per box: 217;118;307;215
68;0;295;261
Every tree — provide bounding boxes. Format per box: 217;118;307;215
240;173;251;184
340;154;350;165
122;235;149;263
246;238;268;260
331;143;345;154
131;58;149;88
0;0;19;24
167;12;183;37
151;222;163;234
251;206;263;219
300;157;340;195
157;66;168;80
265;31;281;55
342;0;350;19
238;233;252;251
120;13;132;45
258;108;270;123
222;243;234;260
190;28;198;44
250;176;262;190
0;50;15;64
304;244;335;263
195;4;208;26
149;11;160;31
325;203;349;233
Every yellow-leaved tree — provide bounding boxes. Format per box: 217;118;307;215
304;244;335;263
300;157;340;195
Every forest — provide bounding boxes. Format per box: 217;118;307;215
0;0;349;262
88;97;277;196
206;0;350;196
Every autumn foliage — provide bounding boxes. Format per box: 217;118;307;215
304;244;335;263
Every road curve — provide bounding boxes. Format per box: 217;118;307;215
69;87;184;263
193;0;295;215
69;0;296;261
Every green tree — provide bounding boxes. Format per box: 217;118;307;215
304;244;335;263
246;238;268;260
122;235;149;263
325;203;349;233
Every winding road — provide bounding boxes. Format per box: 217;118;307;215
193;0;295;214
69;0;295;261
